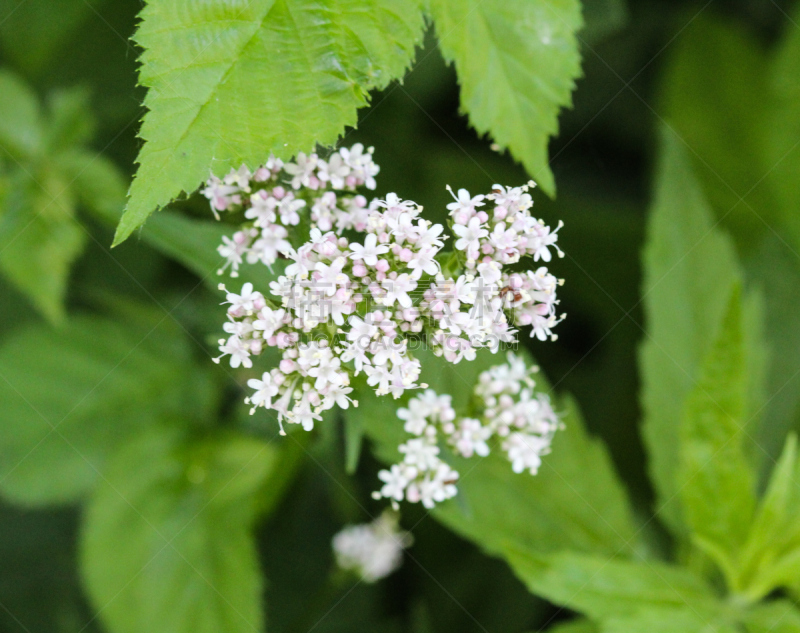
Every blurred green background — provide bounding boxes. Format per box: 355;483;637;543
0;0;799;632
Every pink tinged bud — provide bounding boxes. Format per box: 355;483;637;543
276;332;292;347
379;232;391;244
477;211;489;223
273;372;286;385
253;296;266;311
536;303;550;315
346;175;358;188
338;237;349;248
308;391;321;406
228;307;244;318
234;231;249;245
376;271;386;282
494;207;508;220
267;335;278;346
481;243;494;254
517;314;533;325
376;259;390;272
373;311;384;322
391;244;402;255
254;168;270;181
250;340;263;354
319;242;337;257
399;248;413;262
280;359;296;373
353;264;368;277
510;274;524;289
455;211;470;224
272;186;286;199
354;195;367;207
308;175;321;189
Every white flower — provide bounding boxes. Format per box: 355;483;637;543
314;258;349;296
217;336;252;368
332;512;412;582
382;274;417;308
253;307;285;338
225;283;262;314
308;355;344;390
446;186;485;214
247;372;279;407
399;438;441;470
407;247;440;278
283;152;318;189
377;464;414;502
452;217;488;257
318;153;351;189
349;233;389;266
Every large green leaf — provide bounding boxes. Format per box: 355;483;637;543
677;284;760;588
658;14;775;250
0;309;212;505
115;0;425;244
501;547;716;623
763;3;800;255
355;349;640;561
429;0;582;195
81;427;276;633
639;130;746;536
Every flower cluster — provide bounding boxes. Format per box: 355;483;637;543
203;145;380;275
205;145;565;461
373;352;561;509
332;511;412;583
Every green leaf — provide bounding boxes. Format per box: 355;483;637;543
581;0;628;44
356;350;639;559
0;70;43;159
742;600;800;633
0;0;96;76
501;547;715;622
763;3;800;256
547;619;598;633
603;606;738;633
81;427;276;633
115;0;425;244
658;13;775;251
639;128;744;536
344;410;364;474
735;435;800;600
0;169;85;323
0;310;211;505
429;0;583;195
677;284;759;588
745;236;800;470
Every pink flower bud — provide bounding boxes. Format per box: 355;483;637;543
272;186;286;199
399;248;413;262
376;259;390;272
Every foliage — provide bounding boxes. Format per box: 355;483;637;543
1;2;800;633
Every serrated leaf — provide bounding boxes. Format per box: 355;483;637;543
639;128;744;537
677;284;759;588
115;0;425;244
81;427;275;633
429;0;583;195
501;547;716;623
0;309;211;505
735;435;800;599
356;349;639;561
